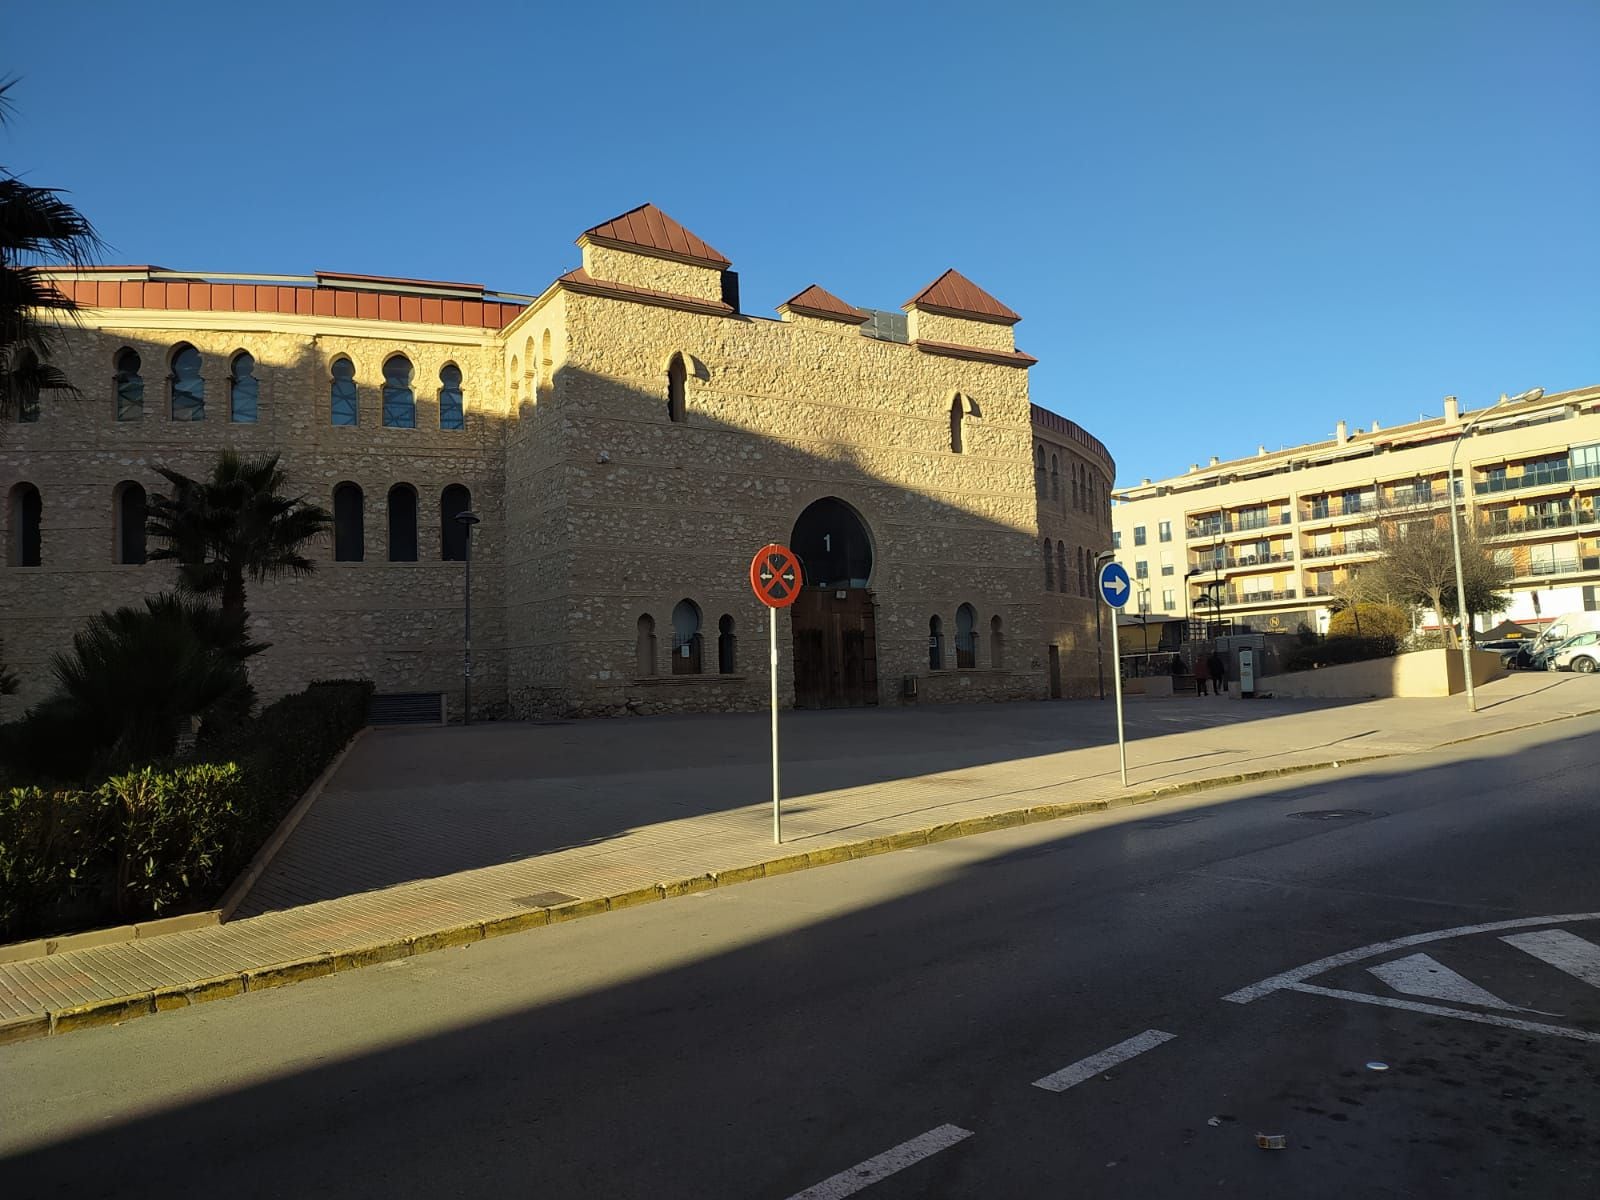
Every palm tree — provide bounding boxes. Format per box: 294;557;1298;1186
0;79;104;423
146;449;332;615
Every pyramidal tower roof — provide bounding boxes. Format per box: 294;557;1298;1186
580;203;731;268
905;269;1020;324
778;284;868;323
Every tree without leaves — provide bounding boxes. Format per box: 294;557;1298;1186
145;449;332;615
1367;503;1511;646
0;79;104;423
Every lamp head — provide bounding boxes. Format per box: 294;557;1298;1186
454;510;481;527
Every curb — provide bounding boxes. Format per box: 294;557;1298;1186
1;751;1387;1047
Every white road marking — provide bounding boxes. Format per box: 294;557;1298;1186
1287;982;1600;1045
1502;929;1600;988
1223;911;1600;1003
1368;952;1523;1010
1031;1029;1177;1093
785;1124;974;1200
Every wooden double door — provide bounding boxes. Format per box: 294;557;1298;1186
790;588;879;709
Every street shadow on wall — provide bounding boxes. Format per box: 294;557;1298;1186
6;728;1598;1197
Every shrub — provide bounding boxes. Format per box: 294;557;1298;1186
1328;603;1411;641
1284;635;1400;672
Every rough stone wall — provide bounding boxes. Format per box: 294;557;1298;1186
539;261;1047;716
1035;434;1116;698
0;316;506;720
581;243;724;304
907;309;1015;354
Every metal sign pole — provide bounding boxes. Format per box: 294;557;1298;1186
1110;610;1127;786
770;612;781;844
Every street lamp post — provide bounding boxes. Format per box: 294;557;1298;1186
454;510;481;724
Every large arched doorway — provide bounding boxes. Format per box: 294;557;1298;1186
789;497;879;709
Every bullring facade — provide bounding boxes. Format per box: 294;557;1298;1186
1;205;1115;719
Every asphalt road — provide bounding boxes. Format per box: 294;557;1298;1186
3;715;1599;1198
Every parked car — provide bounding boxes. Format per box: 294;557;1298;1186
1477;637;1529;667
1547;631;1600;673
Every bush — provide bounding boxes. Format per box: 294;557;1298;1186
1328;603;1411;641
1284;635;1400;672
0;679;371;943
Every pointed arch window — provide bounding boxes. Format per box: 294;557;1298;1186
1034;445;1045;493
1050;454;1059;500
928;615;945;670
441;484;472;560
115;348;144;421
229;351;259;423
333;483;364;562
667;354;687;423
439;363;464;430
169;344;205;421
950;395;965;454
9;483;41;566
955;603;977;668
718;614;737;674
1078;547;1088;595
671;599;702;674
382;355;415;428
1056;542;1067;593
387;484;418;561
330;357;358;426
1043;537;1054;590
114;481;147;564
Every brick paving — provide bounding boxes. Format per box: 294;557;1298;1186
3;675;1597;1028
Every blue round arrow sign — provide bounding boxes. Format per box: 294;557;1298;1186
1098;561;1132;609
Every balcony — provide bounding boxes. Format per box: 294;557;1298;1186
1222;588;1298;605
1302;542;1379;559
1482;507;1598;539
1222;549;1295;569
1301;495;1377;522
1473;461;1596;496
1186;512;1292;540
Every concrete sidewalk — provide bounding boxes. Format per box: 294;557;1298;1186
3;673;1597;1044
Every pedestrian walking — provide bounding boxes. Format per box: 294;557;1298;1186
1193;649;1211;697
1208;650;1227;696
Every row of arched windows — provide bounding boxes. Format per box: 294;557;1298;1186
4;480;471;567
104;347;466;430
929;605;1004;670
1034;444;1108;520
636;603;737;677
1043;538;1091;596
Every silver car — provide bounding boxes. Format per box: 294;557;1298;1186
1547;631;1600;673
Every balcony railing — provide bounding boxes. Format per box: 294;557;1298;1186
1186;512;1292;539
1527;558;1581;577
1301;495;1377;522
1302;542;1378;558
1482;507;1598;538
1473;462;1594;495
1223;550;1295;568
1222;588;1298;605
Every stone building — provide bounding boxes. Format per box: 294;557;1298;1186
2;205;1115;719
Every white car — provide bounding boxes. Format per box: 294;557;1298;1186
1548;631;1600;673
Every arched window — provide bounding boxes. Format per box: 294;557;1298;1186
330;357;358;426
1056;542;1067;593
1078;547;1088;595
439;363;464;430
1034;446;1045;493
1073;463;1082;509
667;353;687;423
12;348;40;422
382;355;415;428
955;603;977;668
989;616;1005;669
671;599;702;674
539;330;553;400
228;351;258;423
114;481;147;564
928;615;945;670
1050;455;1059;500
718;614;737;674
636;614;657;677
440;484;471;560
333;482;364;562
950;394;965;454
508;354;520;408
387;484;418;561
9;483;41;566
1043;538;1054;590
169;343;205;421
115;348;144;421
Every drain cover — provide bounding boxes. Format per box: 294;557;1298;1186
1287;809;1376;821
512;890;579;908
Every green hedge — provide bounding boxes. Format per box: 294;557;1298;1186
1284;635;1400;672
0;680;371;943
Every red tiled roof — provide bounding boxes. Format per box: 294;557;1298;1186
913;338;1037;369
556;269;734;317
778;284;868;323
315;270;485;294
52;277;522;331
905;269;1021;324
580;204;731;268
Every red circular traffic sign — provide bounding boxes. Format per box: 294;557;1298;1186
750;543;804;608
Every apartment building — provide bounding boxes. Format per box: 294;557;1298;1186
1111;385;1600;638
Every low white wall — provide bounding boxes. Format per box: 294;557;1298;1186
1265;648;1504;700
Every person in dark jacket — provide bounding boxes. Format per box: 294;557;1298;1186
1192;650;1210;697
1208;650;1227;696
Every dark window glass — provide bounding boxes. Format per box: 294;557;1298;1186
1043;538;1054;590
929;616;944;670
331;358;358;426
667;354;686;423
170;344;205;421
12;484;41;566
382;356;415;428
671;599;702;674
387;484;418;561
955;603;977;668
441;484;471;560
333;483;364;562
117;482;147;564
718;614;736;674
229;352;258;423
115;348;144;421
439;363;464;430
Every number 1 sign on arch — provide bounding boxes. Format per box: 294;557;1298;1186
750;544;803;842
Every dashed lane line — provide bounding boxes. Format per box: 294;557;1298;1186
1031;1029;1177;1093
785;1124;974;1200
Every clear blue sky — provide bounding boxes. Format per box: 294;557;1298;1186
7;1;1596;482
